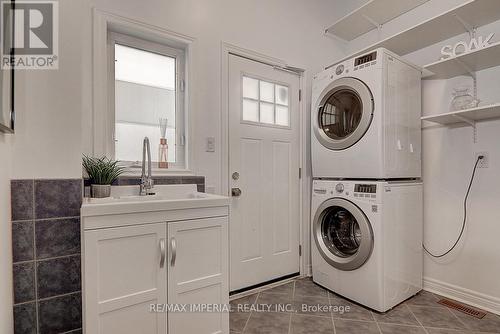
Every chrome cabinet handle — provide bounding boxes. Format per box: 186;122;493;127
159;238;166;268
170;237;177;267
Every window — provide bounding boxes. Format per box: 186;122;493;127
109;33;186;170
242;76;290;127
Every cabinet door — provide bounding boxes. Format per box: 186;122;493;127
168;217;229;334
84;223;167;334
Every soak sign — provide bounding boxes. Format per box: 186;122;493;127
440;33;494;59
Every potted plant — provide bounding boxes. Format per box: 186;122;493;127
83;155;125;198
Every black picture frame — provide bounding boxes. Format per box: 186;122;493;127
0;0;15;133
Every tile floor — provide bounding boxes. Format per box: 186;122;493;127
229;277;500;334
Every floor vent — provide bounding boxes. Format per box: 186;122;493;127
437;299;487;319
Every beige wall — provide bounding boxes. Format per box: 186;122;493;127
0;136;13;333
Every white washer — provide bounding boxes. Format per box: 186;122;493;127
311;179;423;312
311;48;422;179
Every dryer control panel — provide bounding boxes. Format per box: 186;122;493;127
354;51;377;66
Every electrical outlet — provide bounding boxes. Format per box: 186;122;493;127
475;152;489;168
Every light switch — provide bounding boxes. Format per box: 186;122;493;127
206;137;216;152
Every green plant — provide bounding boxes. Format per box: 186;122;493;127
82;155;125;185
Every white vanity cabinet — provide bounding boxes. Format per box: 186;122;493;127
83;222;168;334
80;185;230;334
167;217;228;334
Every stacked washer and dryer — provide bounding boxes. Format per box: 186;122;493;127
310;48;423;312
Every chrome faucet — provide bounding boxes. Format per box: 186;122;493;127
140;137;154;196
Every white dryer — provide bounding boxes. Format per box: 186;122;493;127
311;48;422;179
311;179;423;312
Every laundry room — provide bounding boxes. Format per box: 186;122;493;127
0;0;499;333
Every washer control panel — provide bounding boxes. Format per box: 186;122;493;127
312;181;380;202
354;184;377;193
354;183;378;200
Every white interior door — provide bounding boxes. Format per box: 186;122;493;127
228;54;300;291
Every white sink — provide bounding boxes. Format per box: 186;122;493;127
81;184;229;217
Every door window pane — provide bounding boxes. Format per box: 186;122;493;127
242;76;259;100
260;102;274;124
275;85;289;106
241;75;290;127
275;105;289;126
242;99;259;122
259;81;274;103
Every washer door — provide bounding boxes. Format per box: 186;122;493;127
313;77;373;150
313;198;374;271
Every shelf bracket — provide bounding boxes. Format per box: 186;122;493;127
453;14;476;38
454;58;478;101
454;58;475;77
452;114;474;127
452;114;477;143
362;14;383;32
324;30;349;45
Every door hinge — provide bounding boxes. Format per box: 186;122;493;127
299;245;302;257
299;89;302;101
180;79;185;92
299;168;302;179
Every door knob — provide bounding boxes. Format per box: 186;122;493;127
232;188;242;197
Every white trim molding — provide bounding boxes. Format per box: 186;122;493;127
91;8;196;173
424;276;500;315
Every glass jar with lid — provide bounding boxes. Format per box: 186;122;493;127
450;87;479;111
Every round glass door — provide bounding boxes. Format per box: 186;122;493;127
313;198;373;271
322;207;362;257
319;89;362;140
313;77;373;150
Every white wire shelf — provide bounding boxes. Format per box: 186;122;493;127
421;103;500;125
326;0;500;68
325;0;430;41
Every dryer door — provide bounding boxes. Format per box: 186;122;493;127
313;198;374;271
313;77;373;150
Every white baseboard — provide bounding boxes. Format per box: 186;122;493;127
423;276;500;315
